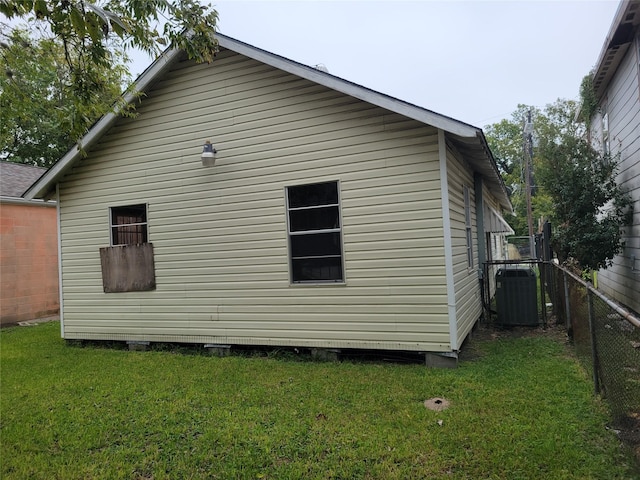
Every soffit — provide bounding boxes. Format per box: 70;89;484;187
593;0;640;100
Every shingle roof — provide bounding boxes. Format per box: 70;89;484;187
0;161;47;198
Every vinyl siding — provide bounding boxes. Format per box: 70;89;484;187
593;34;640;314
445;147;482;347
482;184;508;299
58;49;452;351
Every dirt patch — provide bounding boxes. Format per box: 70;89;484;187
424;397;450;411
611;413;640;466
459;321;570;362
0;316;60;329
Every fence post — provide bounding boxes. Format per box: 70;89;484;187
481;262;489;322
563;271;571;329
539;261;547;327
587;290;600;395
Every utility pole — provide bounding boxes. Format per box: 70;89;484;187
523;109;534;239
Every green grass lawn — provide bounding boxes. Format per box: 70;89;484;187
1;322;637;479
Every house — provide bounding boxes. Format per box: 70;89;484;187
0;161;59;325
23;34;513;364
588;0;640;314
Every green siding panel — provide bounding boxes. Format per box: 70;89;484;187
58;50;452;351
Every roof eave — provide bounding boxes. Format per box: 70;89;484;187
446;130;513;213
592;0;640;100
1;196;56;206
23;33;501;204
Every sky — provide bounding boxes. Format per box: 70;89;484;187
128;0;621;128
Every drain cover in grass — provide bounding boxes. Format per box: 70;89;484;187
424;397;450;411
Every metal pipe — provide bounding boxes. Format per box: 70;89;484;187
563;271;571;330
553;263;640;329
539;262;547;327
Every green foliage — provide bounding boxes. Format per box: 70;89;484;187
0;0;218;165
484;115;524;176
0;1;219;63
484;104;554;236
578;73;598;125
486;98;633;269
537;134;633;270
531;98;633;269
0;28;129;166
1;322;637;479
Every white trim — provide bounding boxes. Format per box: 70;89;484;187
0;196;56;206
438;129;458;351
23;34;483;201
636;34;640;101
56;184;64;338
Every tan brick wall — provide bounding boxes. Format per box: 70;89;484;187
1;202;59;324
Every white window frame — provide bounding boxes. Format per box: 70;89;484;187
463;185;473;269
636;35;640;101
285;181;344;284
109;203;148;246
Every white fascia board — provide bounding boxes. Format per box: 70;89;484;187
23;47;183;200
0;196;56;206
218;35;479;139
25;33;482;200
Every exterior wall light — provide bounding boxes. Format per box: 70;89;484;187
201;140;217;167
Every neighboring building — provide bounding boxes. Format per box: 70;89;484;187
0;161;59;325
588;0;640;314
24;34;512;363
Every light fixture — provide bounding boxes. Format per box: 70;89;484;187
201;140;217;167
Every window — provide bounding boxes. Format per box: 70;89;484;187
286;181;344;283
102;203;154;292
464;185;473;268
110;204;148;246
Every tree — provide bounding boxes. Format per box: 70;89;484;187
485;98;633;270
1;0;218;165
1;28;129;166
536;127;633;271
484;104;553;236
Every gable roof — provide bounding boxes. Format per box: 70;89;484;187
0;161;46;198
592;0;640;100
24;33;512;211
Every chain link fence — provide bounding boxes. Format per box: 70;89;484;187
482;260;640;460
548;263;640;455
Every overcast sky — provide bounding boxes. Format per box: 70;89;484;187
57;0;612;130
130;0;621;129
0;1;622;128
3;1;621;128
